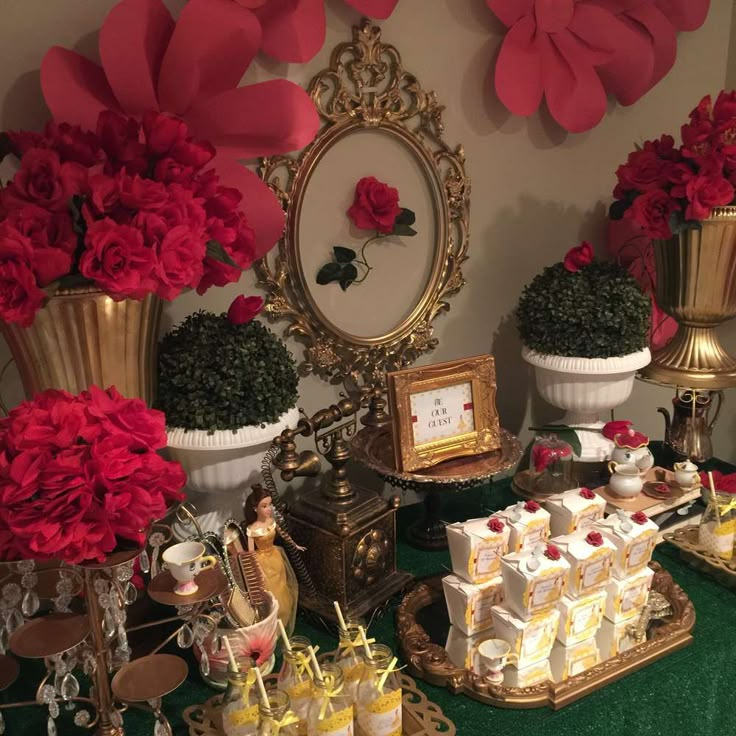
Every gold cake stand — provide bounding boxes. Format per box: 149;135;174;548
351;426;522;550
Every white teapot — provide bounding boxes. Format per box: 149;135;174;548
674;460;700;490
609;427;653;474
607;461;644;499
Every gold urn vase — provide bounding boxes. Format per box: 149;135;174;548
1;287;162;404
640;207;736;389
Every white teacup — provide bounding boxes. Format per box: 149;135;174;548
162;541;217;596
477;638;518;683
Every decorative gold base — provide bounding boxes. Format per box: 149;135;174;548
639;325;736;389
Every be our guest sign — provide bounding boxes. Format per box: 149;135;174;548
387;355;501;472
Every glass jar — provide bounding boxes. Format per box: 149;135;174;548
356;644;402;736
306;663;353;736
334;623;364;703
276;635;313;733
699;491;735;560
530;434;574;495
257;689;298;736
222;661;260;736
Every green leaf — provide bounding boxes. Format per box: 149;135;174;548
333;246;356;263
316;262;343;285
207;239;240;269
339;263;358;291
393;223;417;237
395;208;416;226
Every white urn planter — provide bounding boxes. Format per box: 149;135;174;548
167;406;300;536
522;347;651;461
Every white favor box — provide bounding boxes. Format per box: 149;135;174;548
553;530;616;598
595;512;658;579
491;604;559;669
497;502;551;553
549;638;601;682
543;488;606;537
445;625;496;672
503;661;552;688
603;566;654;623
442;574;504;636
500;547;570;620
556;589;606;646
446;517;510;584
597;619;639;659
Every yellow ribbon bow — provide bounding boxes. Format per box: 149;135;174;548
317;673;345;720
266;709;301;735
376;657;404;692
716;495;736;517
292;644;319;680
238;668;257;702
343;632;375;656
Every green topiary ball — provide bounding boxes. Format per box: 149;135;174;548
517;260;651;359
157;310;299;433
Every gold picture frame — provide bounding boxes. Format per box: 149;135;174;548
387;355;501;472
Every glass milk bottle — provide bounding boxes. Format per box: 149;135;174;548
307;663;354;736
257;689;298;736
334;623;365;704
277;635;313;733
356;644;402;736
699;491;735;560
222;661;260;736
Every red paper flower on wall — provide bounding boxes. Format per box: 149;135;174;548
485;0;710;133
40;0;320;260
229;0;399;63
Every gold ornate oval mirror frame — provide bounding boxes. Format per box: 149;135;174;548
256;20;470;388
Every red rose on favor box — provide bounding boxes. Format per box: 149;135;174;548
487;517;505;533
585;531;604;547
579;488;596;500
631;511;649;525
80;219;156;300
684;175;734;221
154;225;206;300
228;295;264;325
0;260;46;327
544;544;561;561
626;189;680;239
602;420;633;441
347;177;402;234
563;241;593;272
524;500;541;513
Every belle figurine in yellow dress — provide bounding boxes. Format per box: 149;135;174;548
243;485;300;634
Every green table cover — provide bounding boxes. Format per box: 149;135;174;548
3;453;735;736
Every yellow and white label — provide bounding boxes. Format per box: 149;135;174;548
625;533;654;573
520;521;548;552
521;619;554;659
579;553;611;594
699;520;735;560
575;506;603;532
317;705;354;735
358;688;402;736
568;599;602;637
527;570;566;613
473;539;504;577
620;579;648;614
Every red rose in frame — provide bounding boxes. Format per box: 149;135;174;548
544;544;561;561
579;488;596;500
227;295;264;325
585;531;604;547
631;511;649;525
524;500;541;513
347;176;402;234
487;517;505;534
563;241;593;273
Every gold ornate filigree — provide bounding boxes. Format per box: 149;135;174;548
256;20;470;387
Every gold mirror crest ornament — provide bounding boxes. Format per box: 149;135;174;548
256;20;470;388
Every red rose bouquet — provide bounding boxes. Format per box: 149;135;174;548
0;386;185;564
0;110;258;326
610;90;736;239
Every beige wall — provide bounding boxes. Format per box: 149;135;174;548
2;0;736;470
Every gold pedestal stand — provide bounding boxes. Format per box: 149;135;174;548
268;395;413;625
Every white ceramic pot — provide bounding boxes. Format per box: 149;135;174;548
522;347;651;462
166;406;300;536
607;461;644;499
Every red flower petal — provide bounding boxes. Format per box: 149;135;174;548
41;48;121;131
185;80;319;159
344;0;399;19
157;0;261;115
485;0;533;27
256;0;326;63
655;0;710;32
494;15;543;117
624;4;676;91
99;0;174;116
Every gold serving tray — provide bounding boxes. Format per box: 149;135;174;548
396;563;694;711
182;673;455;736
664;524;736;590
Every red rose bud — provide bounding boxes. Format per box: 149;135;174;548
563;241;594;272
487;517;505;533
602;420;632;441
524;500;541;513
227;295;264;325
585;531;604;547
631;511;648;525
579;488;596;500
544;544;561;561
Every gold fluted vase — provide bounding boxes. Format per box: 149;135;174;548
640;206;736;389
1;287;162;404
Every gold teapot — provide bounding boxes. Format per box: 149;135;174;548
658;390;723;462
